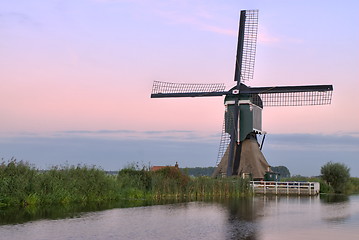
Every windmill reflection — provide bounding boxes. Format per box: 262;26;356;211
215;197;264;240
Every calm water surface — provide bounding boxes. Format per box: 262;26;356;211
1;195;359;240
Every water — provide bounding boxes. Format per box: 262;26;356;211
1;195;359;240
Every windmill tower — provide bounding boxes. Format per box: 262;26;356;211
151;10;333;179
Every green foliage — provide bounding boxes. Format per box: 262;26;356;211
271;166;291;178
321;162;350;194
0;159;121;207
0;160;252;208
117;167;250;200
283;163;357;195
117;168;152;198
186;177;250;198
118;168;152;191
181;167;216;177
345;177;359;194
117;167;191;199
0;159;38;206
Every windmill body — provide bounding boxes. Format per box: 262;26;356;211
224;85;264;142
151;10;333;179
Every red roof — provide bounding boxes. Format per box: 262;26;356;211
150;166;168;171
150;164;178;171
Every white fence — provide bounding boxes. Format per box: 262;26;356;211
250;181;320;195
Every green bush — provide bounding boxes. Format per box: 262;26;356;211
346;177;359;194
321;162;350;194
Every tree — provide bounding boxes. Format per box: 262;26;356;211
271;166;291;178
321;162;350;193
181;167;216;177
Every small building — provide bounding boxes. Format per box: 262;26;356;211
150;162;179;172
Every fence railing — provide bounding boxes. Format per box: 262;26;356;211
250;181;320;195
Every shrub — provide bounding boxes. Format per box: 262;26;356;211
321;162;350;194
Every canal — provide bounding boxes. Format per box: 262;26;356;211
0;195;358;239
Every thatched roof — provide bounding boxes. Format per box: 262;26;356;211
212;135;270;179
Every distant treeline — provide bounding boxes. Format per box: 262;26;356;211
181;167;216;177
181;166;291;178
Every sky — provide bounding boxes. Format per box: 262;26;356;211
1;0;358;176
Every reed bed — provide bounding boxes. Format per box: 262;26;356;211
117;167;251;200
0;159;120;207
0;159;251;208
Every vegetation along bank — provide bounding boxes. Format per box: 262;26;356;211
0;159;250;208
1;159;358;208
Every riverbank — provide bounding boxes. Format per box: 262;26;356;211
0;160;250;208
3;160;358;208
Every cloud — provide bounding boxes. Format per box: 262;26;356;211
60;129;136;134
51;129;218;143
1;131;358;176
199;24;236;36
4;130;358;151
0;12;30;23
258;31;280;44
0;135;219;170
265;133;359;152
93;0;236;36
257;27;304;45
260;133;359;176
0;11;40;28
152;6;235;36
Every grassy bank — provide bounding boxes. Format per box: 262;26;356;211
0;160;250;208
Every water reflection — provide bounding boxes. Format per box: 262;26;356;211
0;199;178;225
320;194;351;224
0;195;358;240
320;194;349;203
215;198;260;239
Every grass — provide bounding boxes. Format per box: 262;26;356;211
117;166;251;200
3;159;359;209
0;159;120;207
0;159;251;208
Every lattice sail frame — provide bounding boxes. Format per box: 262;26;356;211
216;114;231;167
252;91;333;107
151;81;225;95
240;10;259;82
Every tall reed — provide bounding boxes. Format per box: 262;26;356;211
0;159;120;207
1;160;251;208
117;167;251;200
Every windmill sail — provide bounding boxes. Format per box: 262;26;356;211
234;10;259;82
151;81;226;98
241;85;333;106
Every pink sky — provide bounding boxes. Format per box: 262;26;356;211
1;0;358;175
1;0;358;137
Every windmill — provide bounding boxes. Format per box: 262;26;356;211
150;10;333;179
